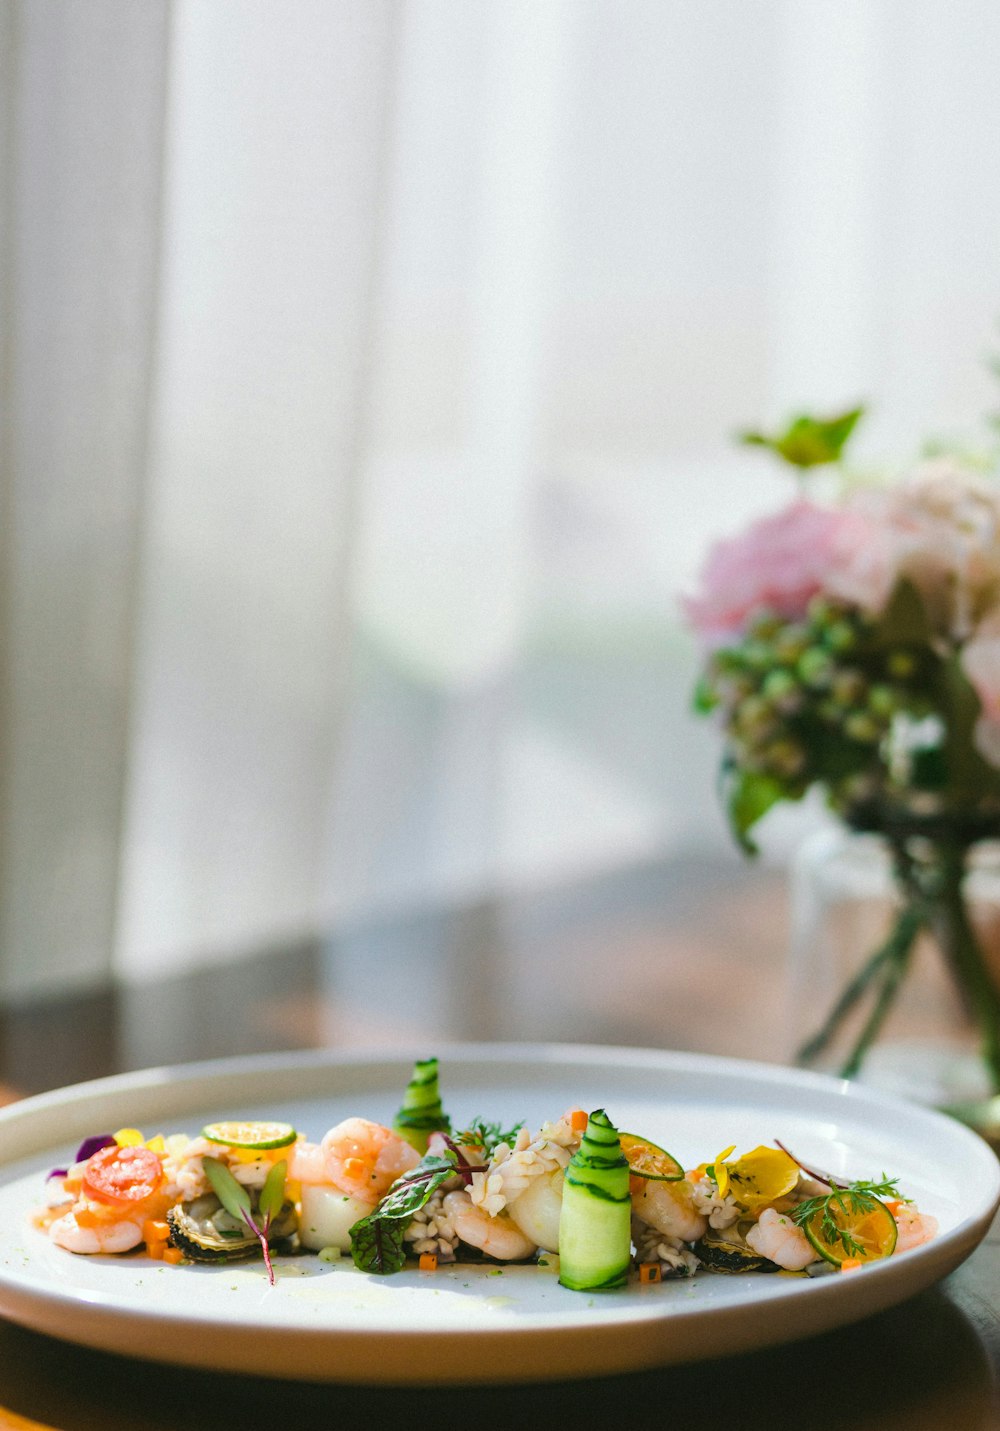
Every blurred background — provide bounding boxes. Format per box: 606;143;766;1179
2;0;1000;1066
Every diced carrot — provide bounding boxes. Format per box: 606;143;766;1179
162;1245;184;1265
418;1253;438;1272
569;1109;588;1133
639;1263;662;1283
142;1219;170;1243
62;1176;82;1195
840;1257;863;1273
73;1207;101;1229
884;1199;902;1216
146;1239;166;1260
343;1156;366;1181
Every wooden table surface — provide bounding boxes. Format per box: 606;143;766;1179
2;856;999;1430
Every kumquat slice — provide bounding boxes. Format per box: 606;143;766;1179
619;1133;684;1181
801;1191;898;1267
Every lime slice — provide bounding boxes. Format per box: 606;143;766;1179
724;1146;800;1212
801;1192;897;1266
201;1120;296;1151
619;1132;684;1181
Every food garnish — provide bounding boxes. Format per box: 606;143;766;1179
558;1109;632;1291
201;1120;296;1151
202;1156;288;1284
349;1151;459;1275
392;1058;451;1154
451;1118;525;1160
81;1144;164;1207
791;1177;903;1265
619;1133;684;1182
719;1145;800;1212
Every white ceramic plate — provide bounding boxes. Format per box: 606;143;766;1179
0;1044;997;1384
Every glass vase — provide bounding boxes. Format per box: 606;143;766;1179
788;823;1000;1108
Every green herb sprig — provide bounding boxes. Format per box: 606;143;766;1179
202;1155;287;1285
452;1119;525;1160
790;1175;906;1258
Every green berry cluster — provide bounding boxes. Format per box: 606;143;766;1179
696;596;931;819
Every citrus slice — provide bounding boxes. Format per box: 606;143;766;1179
724;1145;800;1213
83;1144;165;1206
619;1132;684;1181
201;1120;296;1151
801;1192;898;1266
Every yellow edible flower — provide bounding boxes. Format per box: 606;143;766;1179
113;1127;145;1147
712;1145;737;1199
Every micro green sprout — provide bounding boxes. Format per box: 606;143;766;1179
202;1156;287;1285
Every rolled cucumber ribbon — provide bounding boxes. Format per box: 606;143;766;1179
392;1057;450;1153
558;1108;632;1291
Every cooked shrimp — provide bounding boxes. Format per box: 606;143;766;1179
48;1211;145;1255
320;1118;421;1201
893;1206;938;1253
442;1188;537;1261
745;1206;816;1271
631;1178;708;1243
288;1140;328;1186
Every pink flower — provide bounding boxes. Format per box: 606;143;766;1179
685;499;870;646
961;612;1000;767
831;465;1000;637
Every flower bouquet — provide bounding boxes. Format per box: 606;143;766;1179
687;410;1000;1095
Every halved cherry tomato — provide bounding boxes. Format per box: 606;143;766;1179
81;1144;164;1206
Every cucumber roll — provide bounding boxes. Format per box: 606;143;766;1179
558;1108;631;1291
392;1057;450;1153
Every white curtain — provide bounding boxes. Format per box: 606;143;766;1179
4;0;1000;998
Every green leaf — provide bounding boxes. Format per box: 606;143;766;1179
739;406;865;469
725;768;787;853
350;1211;409;1277
259;1159;287;1223
202;1156;252;1221
693;676;720;714
349;1152;458;1275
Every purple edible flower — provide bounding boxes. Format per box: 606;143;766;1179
47;1133;116;1182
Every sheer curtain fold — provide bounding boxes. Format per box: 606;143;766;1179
114;0;396;980
0;0;397;995
0;0;171;998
